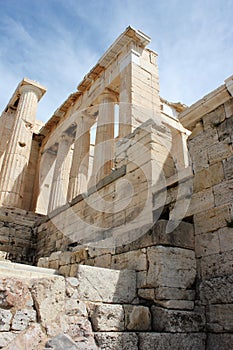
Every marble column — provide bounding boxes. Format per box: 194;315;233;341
48;133;73;212
67;116;93;201
0;83;44;208
91;90;117;185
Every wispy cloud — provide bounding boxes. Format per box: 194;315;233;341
0;0;232;121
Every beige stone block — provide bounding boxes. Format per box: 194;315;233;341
94;254;112;268
207;334;233;350
194;204;231;234
155;286;195;301
224;98;233;118
59;264;71;277
136;270;147;289
111;249;147;271
213;179;233;206
59;251;72;266
31;277;66;335
87;302;124;331
201;250;233;279
138;288;155;301
151;305;205;332
138;333;206;350
146;246;196;289
208;142;233;164
193;168;211;192
207;304;233;332
75;264;136;303
187;188;214;216
202;105;226;130
219;226;233;252
188;121;204;140
124;305;151;331
223;155;233;180
195;231;220;257
199;275;233;305
155;300;194;310
191;148;209;172
94;332;138;350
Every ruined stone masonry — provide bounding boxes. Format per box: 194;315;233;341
0;27;232;349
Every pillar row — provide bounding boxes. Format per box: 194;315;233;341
90;90;117;185
0;84;44;208
48;133;73;212
67;116;94;201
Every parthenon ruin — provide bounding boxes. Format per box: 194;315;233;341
0;27;232;349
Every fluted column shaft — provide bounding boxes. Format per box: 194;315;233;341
67;117;92;201
48;134;73;212
0;84;42;208
91;91;117;184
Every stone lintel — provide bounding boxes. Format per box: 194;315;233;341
178;81;232;130
77;26;151;92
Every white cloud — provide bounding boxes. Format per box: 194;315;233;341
0;0;232;121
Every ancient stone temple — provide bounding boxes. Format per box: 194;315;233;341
0;27;232;349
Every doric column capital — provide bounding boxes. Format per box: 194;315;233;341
19;84;44;100
98;89;118;104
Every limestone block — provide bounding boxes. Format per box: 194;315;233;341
138;288;155;301
219;227;233;253
94;332;138;350
37;257;49;268
147;246;196;289
87;303;124;331
202;105;226;130
191;148;208;172
136;271;147;289
11;309;36;331
151;220;194;249
75;265;136;303
0;332;17;348
187;187;214;216
0;309;12;331
224;99;233;118
59;251;72;266
195;231;220;257
199;275;233;305
151;306;205;332
189;121;204;140
70;248;89;263
223;155;233;180
201;251;233;280
208;142;233;164
111;249;147;271
61;313;95;345
155;286;195;301
138;333;206;350
206;333;233;350
124;305;151;330
0;277;33;309
58;265;71;277
31;277;66;335
94;254;112;268
194;204;231;234
4;324;47;350
155;300;194;310
193;162;224;193
207;304;233;332
213;180;233;206
45;333;79;350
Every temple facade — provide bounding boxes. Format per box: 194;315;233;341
0;27;232;349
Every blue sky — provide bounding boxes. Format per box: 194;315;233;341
0;0;233;122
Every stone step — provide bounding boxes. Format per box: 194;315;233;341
0;260;60;279
73;264;137;304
